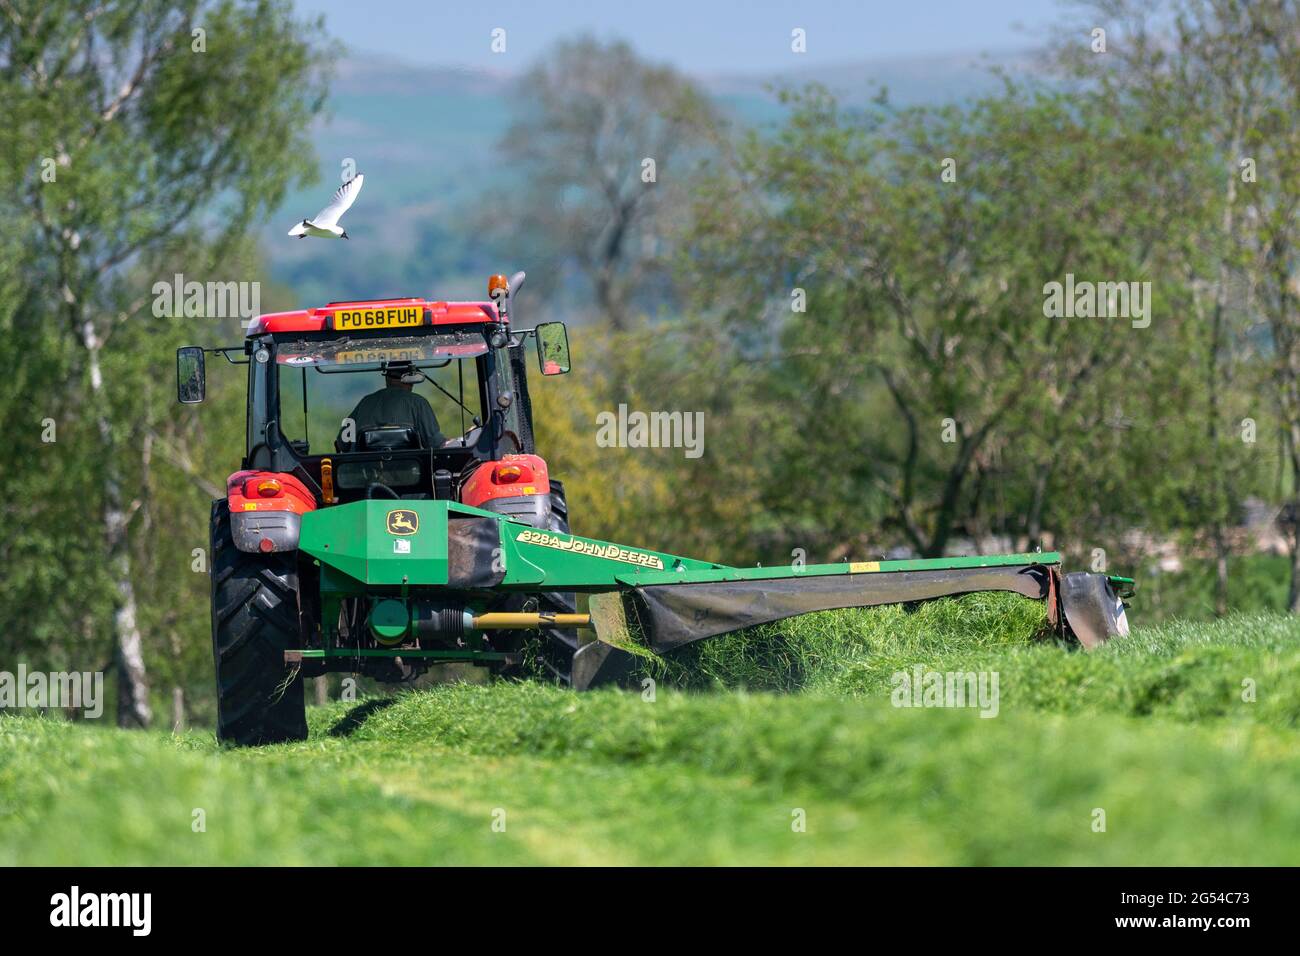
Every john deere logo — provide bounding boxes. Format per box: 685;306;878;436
386;509;418;536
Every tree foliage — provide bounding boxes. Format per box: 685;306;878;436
0;0;333;723
497;37;721;329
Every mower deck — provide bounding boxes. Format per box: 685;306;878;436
286;499;1130;688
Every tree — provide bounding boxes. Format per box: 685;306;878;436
682;85;1189;559
0;0;332;724
498;37;720;329
1054;0;1299;609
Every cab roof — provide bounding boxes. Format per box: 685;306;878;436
245;298;501;336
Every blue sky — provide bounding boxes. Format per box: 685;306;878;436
294;0;1064;74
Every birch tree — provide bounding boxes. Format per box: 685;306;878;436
0;0;331;724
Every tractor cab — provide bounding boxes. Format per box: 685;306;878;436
177;273;572;542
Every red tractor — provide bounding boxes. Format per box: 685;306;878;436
179;272;588;743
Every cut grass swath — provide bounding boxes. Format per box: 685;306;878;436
631;590;1052;691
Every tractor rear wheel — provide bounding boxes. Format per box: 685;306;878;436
488;479;582;681
210;500;307;746
538;479;583;681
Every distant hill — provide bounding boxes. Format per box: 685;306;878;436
263;48;1040;306
705;46;1040;123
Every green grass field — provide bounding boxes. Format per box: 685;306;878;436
3;595;1299;865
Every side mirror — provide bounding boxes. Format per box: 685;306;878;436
177;346;206;404
535;322;571;376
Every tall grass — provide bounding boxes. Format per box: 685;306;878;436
5;658;1300;864
625;593;1300;728
638;591;1050;690
4;597;1299;865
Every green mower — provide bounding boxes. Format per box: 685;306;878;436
177;272;1134;745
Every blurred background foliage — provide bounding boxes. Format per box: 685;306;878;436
0;0;1296;727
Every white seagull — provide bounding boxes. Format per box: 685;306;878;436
288;174;364;239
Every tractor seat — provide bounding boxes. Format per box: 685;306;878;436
359;425;421;451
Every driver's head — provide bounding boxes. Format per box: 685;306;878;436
383;362;421;390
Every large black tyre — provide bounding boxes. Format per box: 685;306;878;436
538;479;582;679
210;500;307;745
536;481;636;689
541;479;578;614
489;479;581;681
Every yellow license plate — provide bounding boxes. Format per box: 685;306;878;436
335;346;427;365
332;305;424;331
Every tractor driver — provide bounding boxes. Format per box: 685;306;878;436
336;362;446;452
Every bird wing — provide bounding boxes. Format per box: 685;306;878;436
312;174;364;227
